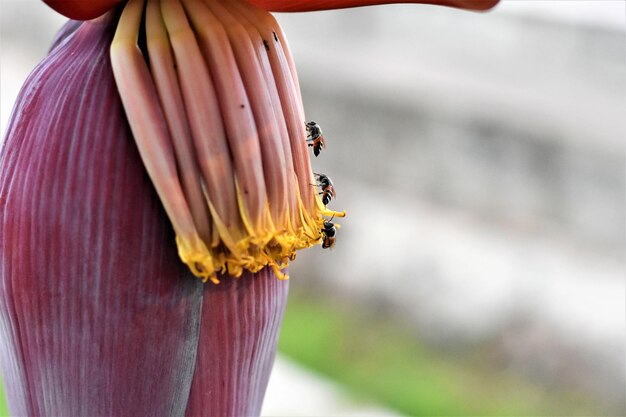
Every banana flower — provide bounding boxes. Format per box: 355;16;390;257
0;0;498;415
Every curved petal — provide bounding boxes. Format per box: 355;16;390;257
185;269;288;416
0;16;203;415
246;0;500;11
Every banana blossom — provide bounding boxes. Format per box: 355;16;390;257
0;0;498;415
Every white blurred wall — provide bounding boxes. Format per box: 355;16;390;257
275;1;625;411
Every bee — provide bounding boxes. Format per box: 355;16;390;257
321;218;336;249
305;121;326;157
313;173;336;206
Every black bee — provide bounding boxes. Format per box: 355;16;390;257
305;121;326;157
313;173;336;206
321;219;336;249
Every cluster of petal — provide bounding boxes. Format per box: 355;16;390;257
111;0;344;283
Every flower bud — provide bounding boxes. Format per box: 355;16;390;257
0;12;288;416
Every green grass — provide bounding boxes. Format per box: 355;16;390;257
277;293;600;416
0;379;8;416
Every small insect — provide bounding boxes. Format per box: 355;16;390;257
305;121;326;157
321;218;336;249
313;173;336;206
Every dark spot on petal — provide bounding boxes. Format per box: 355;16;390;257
272;31;278;42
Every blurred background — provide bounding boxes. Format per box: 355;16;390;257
1;0;624;416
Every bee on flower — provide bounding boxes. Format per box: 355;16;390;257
305;121;326;157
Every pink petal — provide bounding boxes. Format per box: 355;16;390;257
186;269;288;416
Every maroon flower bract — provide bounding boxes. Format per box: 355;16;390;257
0;16;288;416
